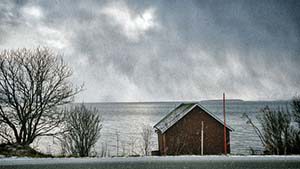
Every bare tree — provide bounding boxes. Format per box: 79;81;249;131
291;95;300;153
115;130;120;156
140;125;153;156
242;113;266;147
100;141;108;157
244;106;297;155
128;137;138;156
0;47;80;146
62;104;102;157
258;106;292;155
121;141;126;156
292;95;300;127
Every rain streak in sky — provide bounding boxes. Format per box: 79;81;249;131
0;0;300;102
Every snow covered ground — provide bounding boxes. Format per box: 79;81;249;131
1;156;300;169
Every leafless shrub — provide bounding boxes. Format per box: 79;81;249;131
291;95;300;153
128;137;138;156
100;141;108;157
115;130;120;156
140;125;153;156
258;106;292;155
292;95;300;127
244;103;300;155
121;141;126;156
62;104;102;157
242;113;266;147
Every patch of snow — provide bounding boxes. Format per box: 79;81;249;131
1;155;300;166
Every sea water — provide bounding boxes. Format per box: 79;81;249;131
38;100;290;155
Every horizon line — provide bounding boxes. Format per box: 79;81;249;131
72;99;291;104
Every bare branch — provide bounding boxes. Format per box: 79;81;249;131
0;47;81;146
61;104;102;157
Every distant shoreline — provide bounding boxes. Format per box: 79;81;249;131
72;99;291;104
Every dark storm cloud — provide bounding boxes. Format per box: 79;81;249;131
0;0;299;101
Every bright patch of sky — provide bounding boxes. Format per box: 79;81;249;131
101;1;159;42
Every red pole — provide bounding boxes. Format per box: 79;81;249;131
223;93;227;155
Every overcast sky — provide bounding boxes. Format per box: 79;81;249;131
0;0;299;102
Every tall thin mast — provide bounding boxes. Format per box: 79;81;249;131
223;93;227;155
201;121;204;155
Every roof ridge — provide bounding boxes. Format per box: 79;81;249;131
195;103;234;131
154;102;234;133
153;103;184;128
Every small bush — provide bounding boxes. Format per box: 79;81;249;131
61;104;102;157
244;96;300;155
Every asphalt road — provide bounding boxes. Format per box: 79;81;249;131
1;156;300;169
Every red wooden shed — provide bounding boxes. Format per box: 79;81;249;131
154;103;233;155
